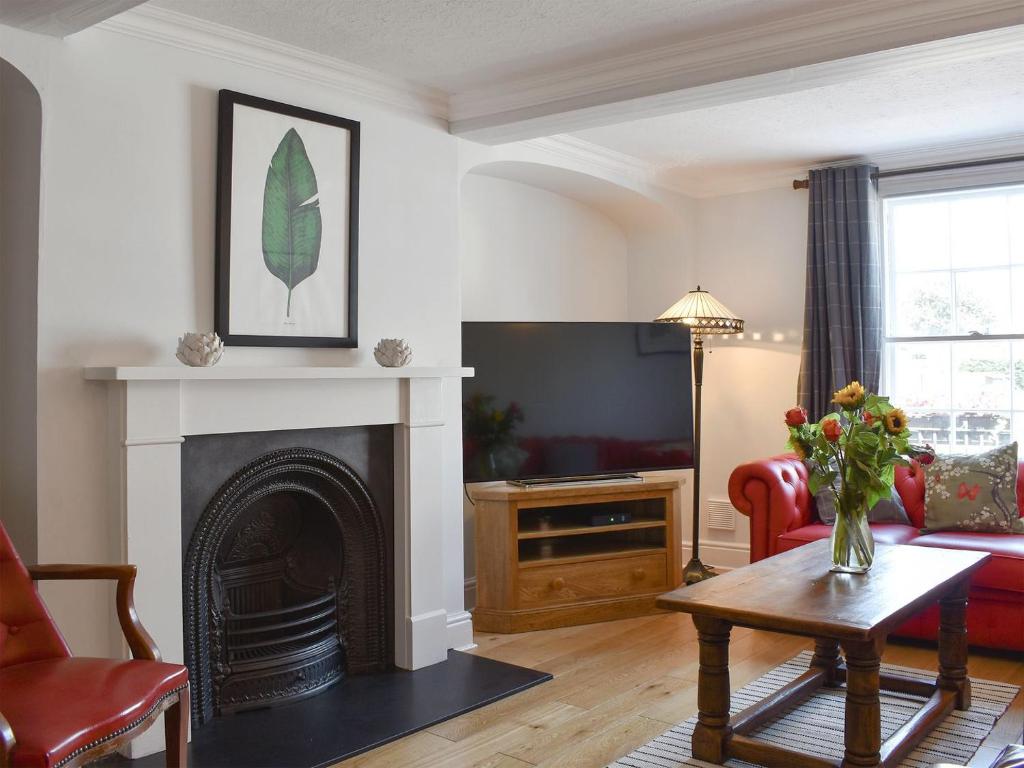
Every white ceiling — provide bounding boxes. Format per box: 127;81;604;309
150;0;848;91
569;48;1024;194
0;0;144;35
120;1;1024;195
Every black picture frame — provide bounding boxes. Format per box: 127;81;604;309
214;89;360;347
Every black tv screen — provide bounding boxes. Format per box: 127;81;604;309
462;322;694;482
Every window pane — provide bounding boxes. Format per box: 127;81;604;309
906;410;951;451
892;272;952;336
950;194;1010;268
889;199;949;272
1010;192;1024;264
953;411;1011;450
1013;412;1024;446
889;342;950;409
955;269;1011;335
1016;342;1024;398
952;341;1011;411
1013;267;1024;332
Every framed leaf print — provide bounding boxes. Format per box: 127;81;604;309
215;90;359;347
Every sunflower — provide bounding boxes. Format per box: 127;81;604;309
832;381;866;408
883;408;909;435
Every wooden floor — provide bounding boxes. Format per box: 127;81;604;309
339;613;1024;768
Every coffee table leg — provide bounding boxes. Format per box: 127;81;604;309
692;615;732;764
938;579;971;710
841;638;882;768
811;637;842;686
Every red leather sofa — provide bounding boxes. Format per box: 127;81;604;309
728;455;1024;652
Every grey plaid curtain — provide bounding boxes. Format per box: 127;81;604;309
797;164;882;419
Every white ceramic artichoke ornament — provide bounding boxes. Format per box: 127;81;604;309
373;338;412;367
176;331;224;367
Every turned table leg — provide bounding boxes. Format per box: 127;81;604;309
938;579;972;710
811;637;842;687
841;638;883;768
692;615;733;764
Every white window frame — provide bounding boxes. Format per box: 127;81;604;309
879;161;1024;451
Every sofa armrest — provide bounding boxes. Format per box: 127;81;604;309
28;564;161;662
728;455;814;562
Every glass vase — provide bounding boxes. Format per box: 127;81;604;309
830;498;874;573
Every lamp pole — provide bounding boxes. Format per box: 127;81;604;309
655;285;742;586
684;332;714;584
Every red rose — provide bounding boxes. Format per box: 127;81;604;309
784;407;808;427
918;448;935;466
822;419;842;443
863;411;875;426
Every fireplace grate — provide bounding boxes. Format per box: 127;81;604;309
213;559;344;714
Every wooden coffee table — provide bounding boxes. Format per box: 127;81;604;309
656;540;990;768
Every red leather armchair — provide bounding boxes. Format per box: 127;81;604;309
729;455;1024;652
0;523;189;767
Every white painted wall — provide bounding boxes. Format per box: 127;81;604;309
0;58;41;563
692;186;807;564
0;22;466;657
461;174;628;321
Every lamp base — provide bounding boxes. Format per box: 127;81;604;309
682;557;718;585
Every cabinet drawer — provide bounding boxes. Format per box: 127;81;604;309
518;553;667;607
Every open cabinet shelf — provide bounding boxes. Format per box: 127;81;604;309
470;478;684;633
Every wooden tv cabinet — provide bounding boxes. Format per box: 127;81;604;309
470;478;683;633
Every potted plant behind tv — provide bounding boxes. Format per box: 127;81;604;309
784;381;934;573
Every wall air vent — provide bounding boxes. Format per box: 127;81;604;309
706;499;736;531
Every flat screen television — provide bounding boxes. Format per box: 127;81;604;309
462;322;694;483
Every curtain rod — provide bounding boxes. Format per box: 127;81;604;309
792;154;1024;190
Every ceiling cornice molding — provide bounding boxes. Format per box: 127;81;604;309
450;0;1024;142
539;133;1024;200
521;136;699;198
867;133;1024;172
98;5;450;119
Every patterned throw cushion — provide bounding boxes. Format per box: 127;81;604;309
806;460;911;525
814;487;911;525
923;442;1023;534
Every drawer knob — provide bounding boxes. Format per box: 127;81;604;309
550;577;565;590
632;568;646;580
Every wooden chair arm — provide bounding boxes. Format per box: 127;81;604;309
0;709;14;768
28;564;162;662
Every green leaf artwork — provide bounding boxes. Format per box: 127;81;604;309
262;127;322;318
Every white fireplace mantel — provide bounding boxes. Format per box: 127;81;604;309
84;365;472;381
85;364;473;757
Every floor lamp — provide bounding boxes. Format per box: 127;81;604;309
656;286;744;584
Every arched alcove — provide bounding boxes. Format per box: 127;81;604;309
460;158;696;324
458;158;697;599
0;58;41;563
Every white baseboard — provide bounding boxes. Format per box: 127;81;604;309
447;609;476;651
682;539;751;570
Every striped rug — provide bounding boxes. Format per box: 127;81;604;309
610;651;1019;768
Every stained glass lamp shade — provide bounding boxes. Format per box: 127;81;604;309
655;286;744;335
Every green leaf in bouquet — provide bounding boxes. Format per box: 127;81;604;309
879;463;895;486
808;469;837;496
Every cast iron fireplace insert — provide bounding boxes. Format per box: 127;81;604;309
184;447;390;726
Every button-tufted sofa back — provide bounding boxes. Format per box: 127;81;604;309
0;523;71;667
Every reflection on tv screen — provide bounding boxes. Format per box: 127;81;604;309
462;322;694;482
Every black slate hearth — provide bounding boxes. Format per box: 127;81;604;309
111;651;550;768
